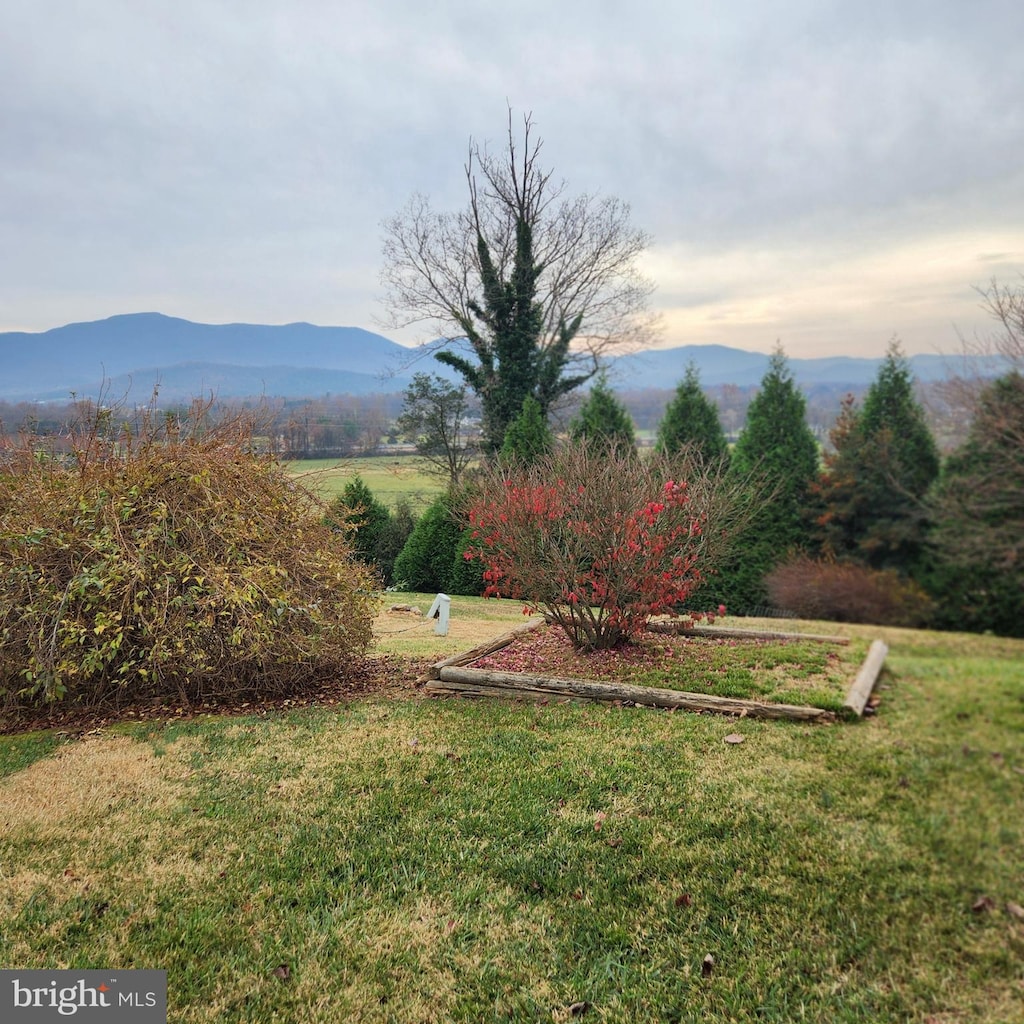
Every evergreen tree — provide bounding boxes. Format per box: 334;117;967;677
328;475;392;582
927;371;1024;636
500;395;554;464
448;528;486;597
392;495;463;593
655;362;729;463
569;373;636;452
812;341;939;575
711;349;819;612
375;499;417;587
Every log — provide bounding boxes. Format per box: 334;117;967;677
842;639;889;717
647;622;850;645
416;617;545;684
427;665;835;722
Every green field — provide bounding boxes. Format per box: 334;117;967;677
285;456;446;511
1;609;1022;1022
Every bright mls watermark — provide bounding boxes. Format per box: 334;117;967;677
2;971;166;1022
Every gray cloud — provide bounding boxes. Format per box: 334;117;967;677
2;0;1023;356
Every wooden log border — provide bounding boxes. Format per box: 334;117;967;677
647;621;850;645
841;639;889;717
421;619;887;723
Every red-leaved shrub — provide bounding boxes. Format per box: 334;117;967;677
464;443;746;650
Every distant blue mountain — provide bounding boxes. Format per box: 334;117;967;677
0;312;450;400
0;311;981;401
607;345;973;390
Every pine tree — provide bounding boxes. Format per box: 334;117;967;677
569;373;636;452
927;371;1024;636
500;395;554;464
813;341;939;575
655;362;729;463
328;475;392;581
392;495;463;594
710;349;819;612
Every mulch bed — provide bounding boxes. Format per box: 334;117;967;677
470;622;850;700
0;653;420;737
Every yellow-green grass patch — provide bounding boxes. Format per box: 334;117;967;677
284;456;446;510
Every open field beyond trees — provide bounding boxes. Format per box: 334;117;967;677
1;596;1022;1023
285;456;445;511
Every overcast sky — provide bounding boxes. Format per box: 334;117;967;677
3;0;1022;357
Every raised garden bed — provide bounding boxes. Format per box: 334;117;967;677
422;619;888;722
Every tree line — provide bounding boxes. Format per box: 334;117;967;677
372;111;1022;637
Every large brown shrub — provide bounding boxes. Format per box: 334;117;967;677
765;555;934;628
0;402;378;710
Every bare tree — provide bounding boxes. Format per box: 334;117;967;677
980;276;1024;368
380;109;656;453
396;373;478;487
939;276;1024;420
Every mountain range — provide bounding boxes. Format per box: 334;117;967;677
0;312;976;402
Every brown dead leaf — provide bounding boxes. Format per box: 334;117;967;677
568;1002;589;1017
701;953;715;976
972;896;996;913
675;893;693;908
271;964;291;981
1006;901;1024;921
723;733;745;744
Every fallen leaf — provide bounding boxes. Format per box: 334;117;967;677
724;734;745;744
675;893;693;908
1006;901;1024;921
568;1001;589;1016
271;964;291;981
972;896;996;913
594;812;607;831
606;837;622;849
701;953;715;977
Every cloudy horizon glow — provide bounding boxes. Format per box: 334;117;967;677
3;0;1022;357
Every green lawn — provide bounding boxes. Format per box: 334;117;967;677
1;611;1022;1022
285;456;445;511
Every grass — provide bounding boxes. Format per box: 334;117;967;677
1;601;1023;1022
285;456;446;511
